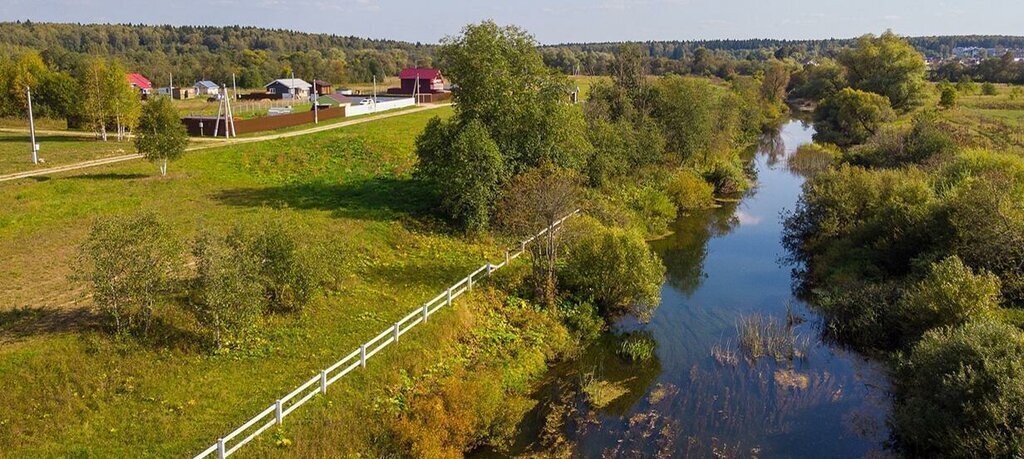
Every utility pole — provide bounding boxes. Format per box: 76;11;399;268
372;75;377;112
26;86;38;165
311;78;318;124
169;73;173;99
232;73;237;101
291;70;296;100
413;71;420;105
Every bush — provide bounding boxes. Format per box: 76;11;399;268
981;82;998;96
815;281;902;350
622;184;677;237
560;217;666;322
898;256;1001;340
895;319;1024;457
227;222;318;313
191;232;266;350
939;84;958;109
701;158;748;195
846;112;958;168
813;88;896;148
666;168;715;210
76;212;182;336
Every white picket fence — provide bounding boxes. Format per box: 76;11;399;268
193;210;579;458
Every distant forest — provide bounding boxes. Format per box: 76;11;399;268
1;21;1023;87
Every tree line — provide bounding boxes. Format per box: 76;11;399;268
0;21;434;88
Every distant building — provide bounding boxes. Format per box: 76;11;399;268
397;68;445;94
194;80;220;95
313;79;332;96
156;86;196;100
265;78;313;99
126;73;152;96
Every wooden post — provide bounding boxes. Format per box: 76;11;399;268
217;438;226;459
275;400;283;424
320;370;327;394
447;287;452;305
486;263;492;277
468;275;473;291
393;322;400;342
505;251;510;265
423;303;429;322
360;344;367;368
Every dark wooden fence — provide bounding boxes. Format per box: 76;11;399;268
181;106;347;136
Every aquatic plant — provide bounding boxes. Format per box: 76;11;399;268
617;334;657;362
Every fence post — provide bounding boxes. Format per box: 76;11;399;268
468;274;473;291
447;287;452;305
505;251;510;265
393;322;400;342
217;438;226;459
275;400;283;424
360;344;367;368
486;262;492;277
423;302;429;322
320;370;328;394
520;241;526;252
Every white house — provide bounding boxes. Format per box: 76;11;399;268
194;80;220;95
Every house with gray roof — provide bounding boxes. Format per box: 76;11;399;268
194;80;220;95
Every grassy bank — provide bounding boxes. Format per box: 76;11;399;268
0;105;582;456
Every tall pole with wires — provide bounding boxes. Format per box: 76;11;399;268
311;78;318;124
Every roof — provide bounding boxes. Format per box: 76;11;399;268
195;80;219;89
313;79;332;87
126;73;152;89
399;68;442;80
317;93;353;106
265;78;312;90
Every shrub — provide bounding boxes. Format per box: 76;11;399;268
560;217;666;322
666;168;715;210
981;82;998;96
898;256;1001;340
701;158;748;195
191;232;266;350
625;184;677;237
813;88;896;148
895;319;1024;457
227;222;318;313
846;112;958;168
815;281;902;350
939;84;958;109
76;212;182;336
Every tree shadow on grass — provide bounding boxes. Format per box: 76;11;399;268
70;173;149;180
213;177;438;223
0;306;98;344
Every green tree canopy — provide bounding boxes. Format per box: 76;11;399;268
135;96;189;176
813;88;896;148
838;31;927;112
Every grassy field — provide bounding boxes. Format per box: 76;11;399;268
0;132;137;175
0;105;535;456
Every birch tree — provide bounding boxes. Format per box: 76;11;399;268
135;96;188;176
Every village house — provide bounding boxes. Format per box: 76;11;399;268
396;68;445;94
126;73;152;96
156;86;196;99
194;80;220;95
265;78;313;99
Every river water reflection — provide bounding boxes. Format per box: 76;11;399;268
502;120;892;458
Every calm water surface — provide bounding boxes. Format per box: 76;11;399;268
499;120;892;458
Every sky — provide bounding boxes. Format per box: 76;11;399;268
1;0;1021;44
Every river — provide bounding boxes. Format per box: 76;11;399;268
496;119;893;457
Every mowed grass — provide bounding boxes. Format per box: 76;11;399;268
0;105;523;456
0;132;137;175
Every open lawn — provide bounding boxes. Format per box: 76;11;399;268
0;132;138;175
0;105;509;456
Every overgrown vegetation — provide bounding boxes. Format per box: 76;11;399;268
782;31;1024;456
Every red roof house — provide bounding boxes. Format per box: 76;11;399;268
126;73;153;94
397;68;444;94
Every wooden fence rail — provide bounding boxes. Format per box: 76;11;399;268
194;210;580;458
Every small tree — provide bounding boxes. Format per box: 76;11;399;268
813;88;896;148
136;96;189;176
191;231;265;350
939;84;958;109
895;319;1024;457
77;212;182;336
227;222;318;313
559;217;665;322
897;256;1001;340
497;163;581;306
980;82;998;96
